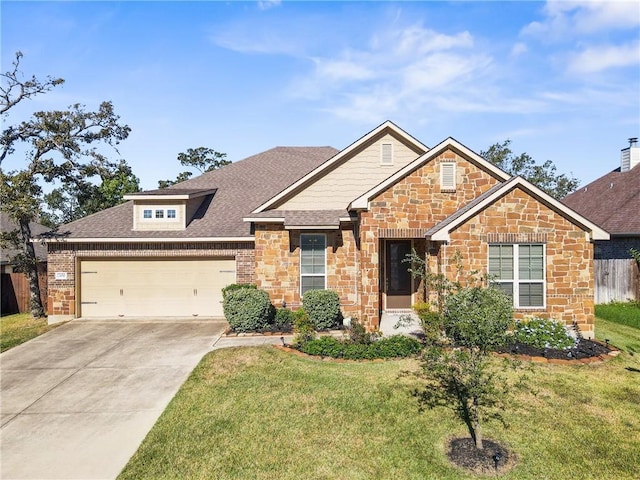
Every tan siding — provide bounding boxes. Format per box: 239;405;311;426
277;134;421;210
133;201;186;231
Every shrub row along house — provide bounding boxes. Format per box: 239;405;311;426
44;122;608;336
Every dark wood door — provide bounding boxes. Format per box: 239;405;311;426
385;240;412;309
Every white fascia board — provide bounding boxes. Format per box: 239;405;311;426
123;189;216;201
285;225;339;230
252;121;429;214
428;177;610;242
40;236;254;243
242;217;285;223
350;137;511;211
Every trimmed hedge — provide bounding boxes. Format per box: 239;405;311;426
302;289;342;330
222;283;257;299
299;335;422;360
223;288;273;332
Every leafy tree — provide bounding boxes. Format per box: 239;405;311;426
41;159;140;226
417;286;520;450
481;139;579;199
158;147;230;188
0;52;130;318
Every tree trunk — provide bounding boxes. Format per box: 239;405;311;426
472;398;483;449
18;218;46;318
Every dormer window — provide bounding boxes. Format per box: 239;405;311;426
143;209;152;219
155;209;164;219
167;209;176;219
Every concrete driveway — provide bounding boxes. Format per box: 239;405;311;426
1;319;226;480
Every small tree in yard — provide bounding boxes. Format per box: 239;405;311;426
417;286;522;450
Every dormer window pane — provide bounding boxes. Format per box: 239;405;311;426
155;210;164;219
143;209;152;219
167;209;176;219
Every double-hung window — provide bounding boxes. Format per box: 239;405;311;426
300;234;326;295
489;244;545;308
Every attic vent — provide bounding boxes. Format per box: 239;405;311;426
381;143;393;165
440;162;456;191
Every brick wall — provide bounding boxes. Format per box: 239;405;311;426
47;241;254;321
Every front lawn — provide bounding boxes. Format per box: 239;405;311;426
0;313;60;352
119;329;640;479
595;301;640;330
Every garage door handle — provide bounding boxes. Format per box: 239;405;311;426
120;289;123;296
194;288;197;296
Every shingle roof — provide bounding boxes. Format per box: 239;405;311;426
247;209;351;227
54;146;339;239
562;165;640;235
0;212;49;263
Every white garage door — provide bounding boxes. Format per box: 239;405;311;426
79;258;236;318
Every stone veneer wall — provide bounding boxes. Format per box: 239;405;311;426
445;187;595;335
47;241;254;321
254;223;360;317
358;150;501;329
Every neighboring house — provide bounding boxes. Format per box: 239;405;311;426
1;212;49;315
563;138;640;302
44;122;608;337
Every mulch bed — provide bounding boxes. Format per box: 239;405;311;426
448;437;515;475
496;338;616;363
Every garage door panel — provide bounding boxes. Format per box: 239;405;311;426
79;259;236;318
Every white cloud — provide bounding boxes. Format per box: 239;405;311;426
567;40;640;74
523;0;640;39
510;42;528;58
257;0;281;11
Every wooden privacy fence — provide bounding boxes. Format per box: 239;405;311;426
594;259;640;304
0;266;48;315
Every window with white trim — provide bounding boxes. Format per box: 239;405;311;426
300;234;326;295
440;162;456;191
143;209;152;219
167;209;176;219
489;244;545;308
381;143;393;165
155;209;164;219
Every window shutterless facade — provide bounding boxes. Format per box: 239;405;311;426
300;234;326;295
489;244;545;308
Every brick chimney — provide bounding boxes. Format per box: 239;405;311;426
621;137;639;172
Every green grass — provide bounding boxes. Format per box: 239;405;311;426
0;313;60;352
595;301;640;329
119;333;640;480
595;317;640;357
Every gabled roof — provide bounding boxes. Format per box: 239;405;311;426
0;212;49;263
426;176;609;242
350;137;510;210
252;121;429;213
562;164;640;235
49;146;338;241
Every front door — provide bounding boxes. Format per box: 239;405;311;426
384;240;413;309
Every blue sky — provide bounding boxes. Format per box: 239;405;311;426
2;1;639;191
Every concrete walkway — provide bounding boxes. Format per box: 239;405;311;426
1;319;227;480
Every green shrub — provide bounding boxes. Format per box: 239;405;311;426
302;289;342;330
414;306;444;346
444;286;513;353
299;334;422;360
347;318;379;344
513;317;577;350
222;283;257;299
223;288;273;332
273;307;295;332
292;308;316;346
